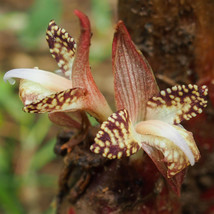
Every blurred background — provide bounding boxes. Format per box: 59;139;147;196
0;0;116;213
1;0;214;213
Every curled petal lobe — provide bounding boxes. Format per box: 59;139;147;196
90;109;140;159
146;84;208;124
140;133;196;178
46;20;77;79
135;120;195;165
4;68;73;92
112;21;159;123
23;88;87;113
136;120;200;177
174;125;200;162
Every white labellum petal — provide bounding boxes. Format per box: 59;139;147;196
135;120;195;165
4;68;73;92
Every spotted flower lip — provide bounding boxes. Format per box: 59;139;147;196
90;20;208;193
3;10;112;125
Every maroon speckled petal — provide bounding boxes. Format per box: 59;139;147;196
146;84;208;124
46;20;76;79
23;88;87;113
90;109;140;159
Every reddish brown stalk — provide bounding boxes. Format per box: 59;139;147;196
72;10;112;122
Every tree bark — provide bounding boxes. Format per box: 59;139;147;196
118;0;214;87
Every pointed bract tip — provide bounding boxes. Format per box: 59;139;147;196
112;18;158;122
114;20;131;38
74;9;83;17
74;10;90;31
115;20;125;29
47;20;57;34
48;19;56;26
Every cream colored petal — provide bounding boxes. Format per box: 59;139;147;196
173;125;200;162
4;68;73;91
140;134;193;177
136;120;200;177
19;80;54;105
135;120;195;165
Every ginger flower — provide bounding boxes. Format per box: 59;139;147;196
4;11;208;192
4;10;112;127
90;20;208;190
